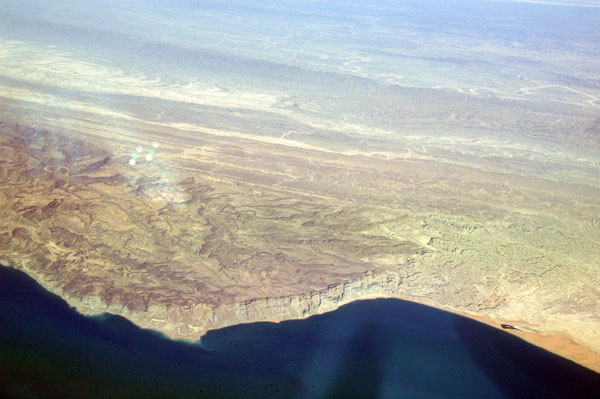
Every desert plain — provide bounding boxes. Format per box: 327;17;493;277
0;0;599;372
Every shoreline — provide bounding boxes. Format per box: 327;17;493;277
6;263;599;374
303;292;600;375
451;309;600;374
68;295;600;375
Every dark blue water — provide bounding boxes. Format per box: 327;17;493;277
1;265;599;399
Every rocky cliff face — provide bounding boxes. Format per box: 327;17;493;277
16;264;595;375
59;269;406;341
2;122;600;373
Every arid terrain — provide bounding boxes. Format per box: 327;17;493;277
1;114;599;370
1;0;599;372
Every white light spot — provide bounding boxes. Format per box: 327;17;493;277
136;146;143;153
129;159;136;166
145;154;153;162
152;142;159;149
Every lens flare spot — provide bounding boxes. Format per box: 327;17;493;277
145;154;153;162
128;159;136;166
152;142;159;149
136;146;143;153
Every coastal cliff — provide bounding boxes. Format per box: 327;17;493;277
2;123;600;373
47;269;404;341
13;261;598;374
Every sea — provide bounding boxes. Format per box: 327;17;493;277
1;265;599;399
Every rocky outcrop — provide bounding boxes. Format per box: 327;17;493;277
58;270;405;341
2;121;600;374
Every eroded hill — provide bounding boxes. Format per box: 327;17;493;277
1;121;599;371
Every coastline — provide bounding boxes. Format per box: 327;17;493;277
451;310;600;374
8;262;600;374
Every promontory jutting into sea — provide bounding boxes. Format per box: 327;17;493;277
0;0;599;397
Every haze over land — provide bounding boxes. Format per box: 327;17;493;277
0;1;599;371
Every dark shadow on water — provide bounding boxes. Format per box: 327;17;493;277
1;265;599;398
454;315;600;399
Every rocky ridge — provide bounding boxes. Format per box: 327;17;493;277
1;122;600;372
